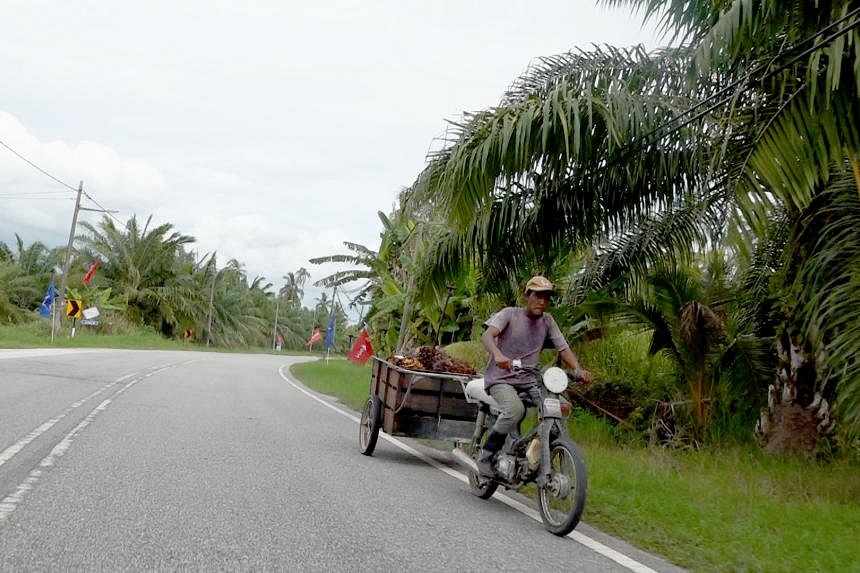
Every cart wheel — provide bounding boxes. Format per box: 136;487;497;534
359;396;381;456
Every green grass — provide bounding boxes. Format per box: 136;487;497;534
290;359;373;411
289;359;860;572
0;320;313;355
580;439;860;572
0;321;188;349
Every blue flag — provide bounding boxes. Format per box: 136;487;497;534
39;282;57;318
325;312;336;350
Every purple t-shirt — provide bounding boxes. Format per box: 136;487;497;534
483;307;569;389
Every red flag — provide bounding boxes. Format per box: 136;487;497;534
82;259;100;285
347;328;374;364
306;328;322;346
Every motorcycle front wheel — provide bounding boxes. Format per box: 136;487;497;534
538;438;587;536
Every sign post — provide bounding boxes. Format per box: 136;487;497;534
65;300;83;337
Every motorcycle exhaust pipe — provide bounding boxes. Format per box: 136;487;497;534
450;447;479;474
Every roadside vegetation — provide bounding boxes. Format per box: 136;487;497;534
0;321;317;354
0;221;355;353
0;321;186;350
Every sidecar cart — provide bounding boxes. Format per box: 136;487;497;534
359;356;478;455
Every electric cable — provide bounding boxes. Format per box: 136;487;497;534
606;8;860;167
0;137;123;224
82;190;124;226
634;4;860;146
0;138;78;192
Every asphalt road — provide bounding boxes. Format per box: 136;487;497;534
0;349;684;572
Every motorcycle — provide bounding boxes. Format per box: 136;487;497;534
451;361;587;536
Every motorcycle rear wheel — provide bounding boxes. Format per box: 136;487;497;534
467;433;499;499
468;466;498;499
538;438;587;536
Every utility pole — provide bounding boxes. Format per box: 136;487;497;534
54;181;83;339
272;296;280;351
206;270;216;347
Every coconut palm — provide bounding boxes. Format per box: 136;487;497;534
279;267;310;308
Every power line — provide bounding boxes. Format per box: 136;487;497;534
618;7;860;163
0;190;71;197
0;196;73;201
82;190;124;226
0;138;77;192
636;4;860;146
0;136;123;224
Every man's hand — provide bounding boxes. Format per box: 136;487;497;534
494;353;512;370
571;368;593;385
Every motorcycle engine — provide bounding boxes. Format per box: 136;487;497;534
495;454;516;482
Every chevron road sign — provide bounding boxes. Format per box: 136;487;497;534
65;299;83;319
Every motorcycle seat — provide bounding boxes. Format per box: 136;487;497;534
464;378;502;412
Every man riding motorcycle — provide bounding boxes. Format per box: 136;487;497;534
477;275;592;479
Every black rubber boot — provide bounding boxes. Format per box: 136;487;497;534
476;431;506;479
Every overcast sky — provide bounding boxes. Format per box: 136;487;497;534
0;1;661;308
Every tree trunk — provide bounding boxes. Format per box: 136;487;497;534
755;329;835;456
395;276;415;354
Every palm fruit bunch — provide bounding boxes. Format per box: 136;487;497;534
416;346;438;370
389;347;476;375
387;355;425;369
414;346;477;376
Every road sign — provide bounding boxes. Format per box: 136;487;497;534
80;318;100;326
65;299;83;319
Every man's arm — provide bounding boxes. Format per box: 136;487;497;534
559;347;592;384
482;325;512;370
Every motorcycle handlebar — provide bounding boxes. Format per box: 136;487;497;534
510;361;584;382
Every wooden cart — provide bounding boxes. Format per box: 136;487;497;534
359;356;478;455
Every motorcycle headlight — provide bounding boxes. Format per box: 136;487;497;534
542;366;568;393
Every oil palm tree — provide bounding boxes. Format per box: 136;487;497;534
415;0;860;448
78;215;196;328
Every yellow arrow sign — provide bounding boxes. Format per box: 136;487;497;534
65;299;83;319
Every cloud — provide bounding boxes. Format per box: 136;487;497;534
184;211;361;302
0;111;168;245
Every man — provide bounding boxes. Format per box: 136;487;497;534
477;275;592;479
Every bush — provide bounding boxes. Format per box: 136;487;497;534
571;331;678;434
443;341;489;373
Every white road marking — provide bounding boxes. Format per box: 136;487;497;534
0;363;181;525
0;349;110;360
277;365;658;573
0;372;139;469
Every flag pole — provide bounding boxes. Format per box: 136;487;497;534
325;285;337;364
50;287;57;344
